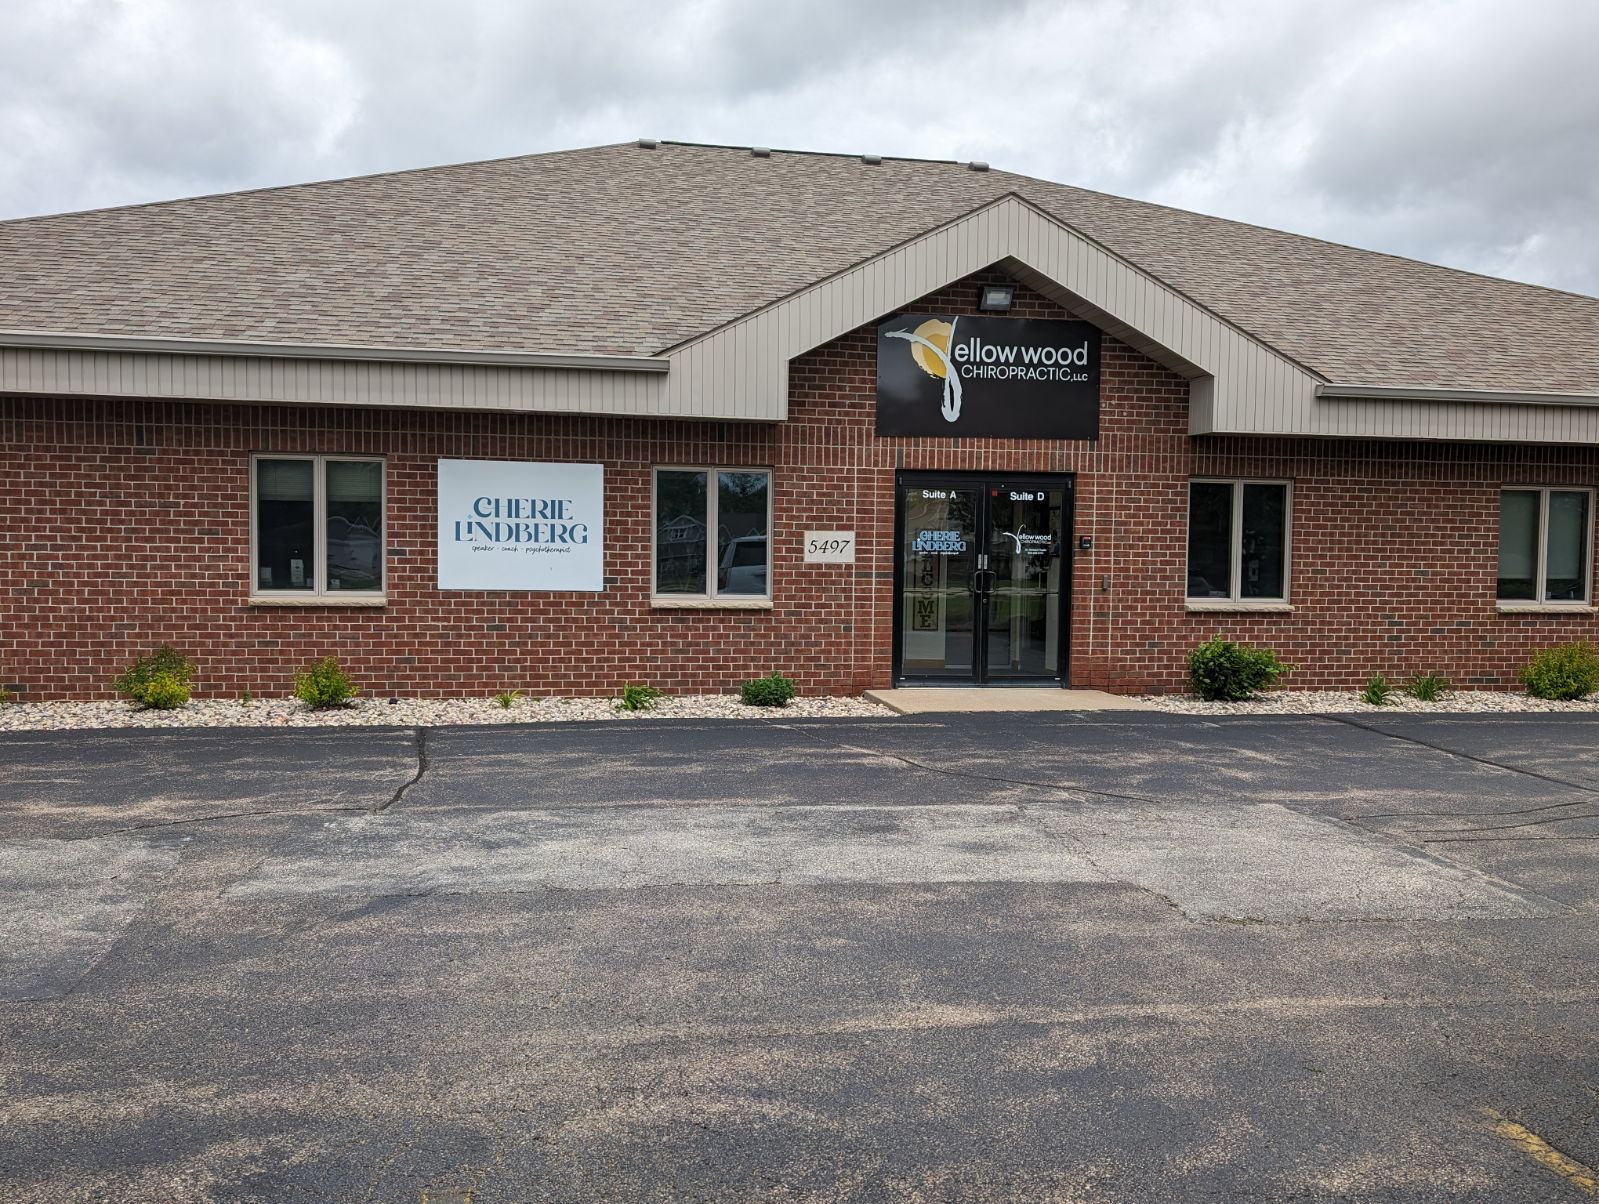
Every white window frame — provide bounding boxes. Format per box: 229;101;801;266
650;465;774;601
1186;478;1293;606
249;453;387;601
1498;486;1595;607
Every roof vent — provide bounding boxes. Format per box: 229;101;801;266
751;146;771;158
636;138;659;149
967;160;990;172
862;154;882;165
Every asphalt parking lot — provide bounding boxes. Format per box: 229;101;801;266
2;710;1598;1202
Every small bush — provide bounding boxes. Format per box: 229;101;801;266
0;686;15;705
618;684;663;712
113;645;196;708
494;689;522;709
741;672;798;708
295;656;359;710
139;671;191;710
1186;637;1289;702
1361;674;1394;707
1520;642;1599;701
240;689;254;704
1407;672;1450;702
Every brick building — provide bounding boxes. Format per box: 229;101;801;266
3;141;1598;699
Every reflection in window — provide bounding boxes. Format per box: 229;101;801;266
653;467;771;598
326;460;384;592
717;471;769;596
252;456;384;597
1186;480;1290;603
654;470;708;594
1500;488;1592;603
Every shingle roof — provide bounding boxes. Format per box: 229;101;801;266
1;140;1595;393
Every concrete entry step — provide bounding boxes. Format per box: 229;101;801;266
863;688;1155;715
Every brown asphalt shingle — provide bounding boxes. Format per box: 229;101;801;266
0;140;1595;393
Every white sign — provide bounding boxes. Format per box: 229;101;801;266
803;530;856;564
437;459;604;591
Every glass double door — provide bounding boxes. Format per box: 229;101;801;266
895;474;1072;685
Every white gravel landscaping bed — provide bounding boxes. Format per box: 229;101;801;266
0;693;888;731
1138;689;1599;716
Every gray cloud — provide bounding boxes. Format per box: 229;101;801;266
1;0;1595;295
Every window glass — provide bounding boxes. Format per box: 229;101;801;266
1240;484;1287;599
1497;490;1539;601
325;460;383;592
655;470;708;594
1186;482;1233;599
1546;490;1589;601
255;459;315;591
717;471;770;595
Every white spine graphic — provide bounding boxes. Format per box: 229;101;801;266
886;317;962;423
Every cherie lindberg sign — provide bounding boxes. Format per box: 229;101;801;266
875;313;1101;439
437;459;604;591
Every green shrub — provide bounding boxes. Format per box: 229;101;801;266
494;689;522;709
294;656;359;709
113;645;196;708
1407;672;1449;702
0;686;14;705
741;672;798;708
618;684;663;712
138;671;191;710
1520;642;1599;701
1186;637;1290;702
1361;674;1394;706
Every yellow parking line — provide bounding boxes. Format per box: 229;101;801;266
1485;1109;1599;1197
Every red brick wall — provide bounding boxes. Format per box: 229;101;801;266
3;267;1598;700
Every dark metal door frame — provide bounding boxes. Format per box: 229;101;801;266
892;471;1075;687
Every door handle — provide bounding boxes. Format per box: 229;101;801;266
969;569;996;597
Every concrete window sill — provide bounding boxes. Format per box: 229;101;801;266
651;596;773;611
247;595;387;608
1496;603;1597;615
1185;600;1294;614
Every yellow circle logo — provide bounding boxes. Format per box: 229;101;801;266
908;318;953;379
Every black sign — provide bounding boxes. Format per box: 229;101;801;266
875;313;1100;439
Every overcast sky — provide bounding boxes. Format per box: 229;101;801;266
4;0;1597;296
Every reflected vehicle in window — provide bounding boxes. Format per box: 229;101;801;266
718;535;768;594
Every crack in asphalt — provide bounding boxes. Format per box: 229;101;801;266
377;727;431;813
1328;714;1599;812
1415;809;1599;837
1325;715;1599;841
50;730;429;839
1423;834;1599;843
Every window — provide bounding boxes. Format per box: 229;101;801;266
1186;479;1290;603
1498;488;1593;604
252;455;385;598
653;467;772;599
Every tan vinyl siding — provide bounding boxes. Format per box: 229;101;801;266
0;347;679;418
661;194;1324;425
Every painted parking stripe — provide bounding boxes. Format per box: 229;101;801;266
1484;1110;1599;1198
